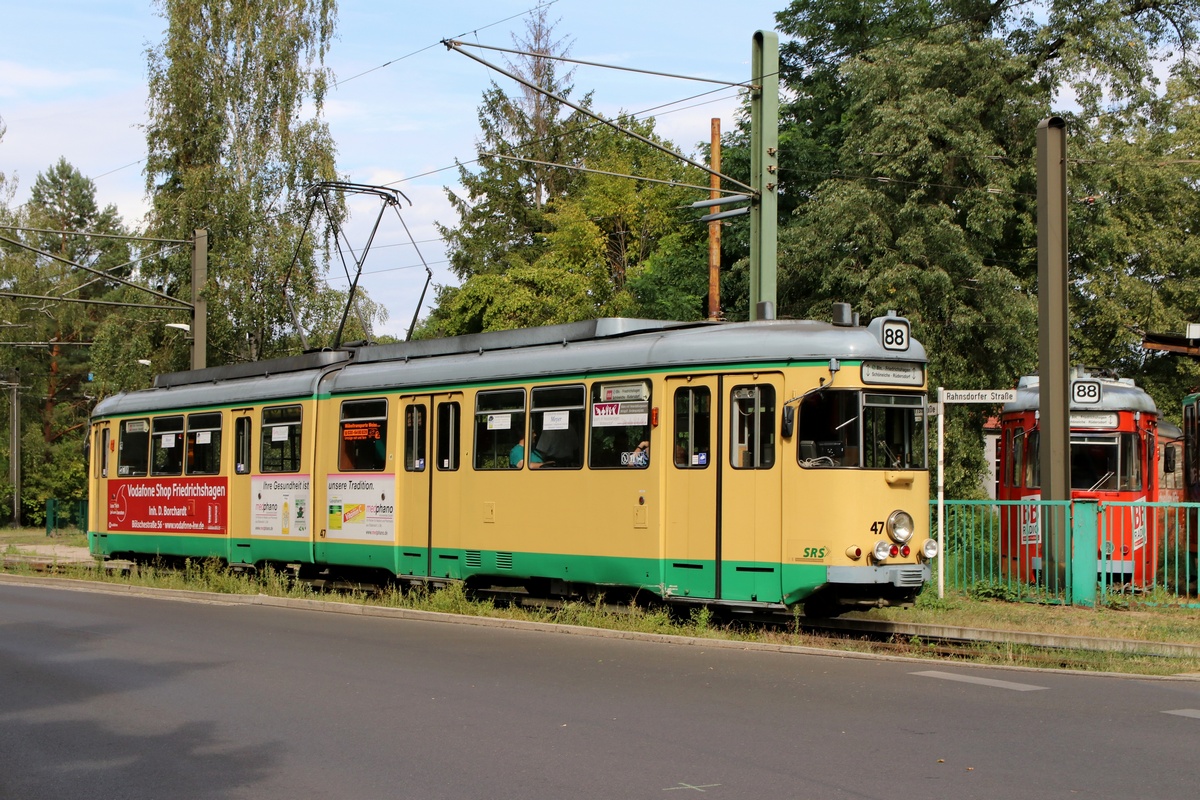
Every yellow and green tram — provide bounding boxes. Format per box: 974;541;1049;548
88;308;935;613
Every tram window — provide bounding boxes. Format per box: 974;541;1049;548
530;385;585;469
95;426;110;479
1070;437;1119;491
1119;432;1142;492
589;381;652;468
863;394;926;469
474;390;526;470
186;412;222;476
1025;430;1040;489
234;417;252;474
436;402;460;471
117;419;150;477
151;416;185;476
339;398;388;472
405;405;427;472
1009;428;1024;487
798;390;860;468
261;405;303;473
673;386;711;469
730;385;775;469
1187;403;1198;484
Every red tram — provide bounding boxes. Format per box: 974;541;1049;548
997;368;1167;586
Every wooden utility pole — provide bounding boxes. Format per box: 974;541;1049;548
192;229;208;370
6;378;19;527
708;118;722;320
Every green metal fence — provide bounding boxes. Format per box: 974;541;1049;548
931;499;1200;607
45;499;88;535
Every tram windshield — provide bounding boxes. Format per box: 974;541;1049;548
1024;433;1143;492
1068;435;1141;492
797;390;926;469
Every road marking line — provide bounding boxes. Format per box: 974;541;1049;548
1163;709;1200;719
664;783;721;792
912;670;1048;691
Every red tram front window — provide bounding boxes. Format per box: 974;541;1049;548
1064;433;1142;493
1118;432;1143;492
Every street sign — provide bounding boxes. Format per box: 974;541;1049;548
941;389;1017;404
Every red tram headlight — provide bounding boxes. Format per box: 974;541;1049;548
900;545;911;557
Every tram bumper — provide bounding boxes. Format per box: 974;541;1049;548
826;564;930;587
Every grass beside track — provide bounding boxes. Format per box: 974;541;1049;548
4;528;1199;677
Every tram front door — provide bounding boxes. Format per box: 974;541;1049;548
663;373;784;604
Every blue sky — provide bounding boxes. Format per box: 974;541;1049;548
1;0;785;338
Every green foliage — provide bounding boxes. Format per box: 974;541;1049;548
720;0;1200;494
435;7;595;286
428;12;710;335
142;0;353;364
967;579;1024;603
0;158;135;523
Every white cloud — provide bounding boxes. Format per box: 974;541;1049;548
0;61;119;97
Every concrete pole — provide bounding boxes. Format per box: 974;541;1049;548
1037;117;1071;592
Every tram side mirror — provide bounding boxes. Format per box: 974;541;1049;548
1164;445;1176;475
782;405;795;438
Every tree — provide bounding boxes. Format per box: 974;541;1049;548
142;0;355;365
435;7;595;285
713;0;1200;495
423;114;710;336
0;159;133;522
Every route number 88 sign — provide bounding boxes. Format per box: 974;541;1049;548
881;319;910;352
1072;380;1102;405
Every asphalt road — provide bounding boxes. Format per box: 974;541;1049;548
1;580;1197;800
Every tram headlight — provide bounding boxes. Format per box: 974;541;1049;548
872;541;893;561
886;510;915;544
921;539;939;560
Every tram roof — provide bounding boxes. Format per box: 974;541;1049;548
91;314;927;416
1003;370;1158;415
93;350;351;417
330;316;926;395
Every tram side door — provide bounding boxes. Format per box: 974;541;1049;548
663;376;719;600
228;409;255;561
719;373;784;604
397;396;432;578
428;394;464;579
